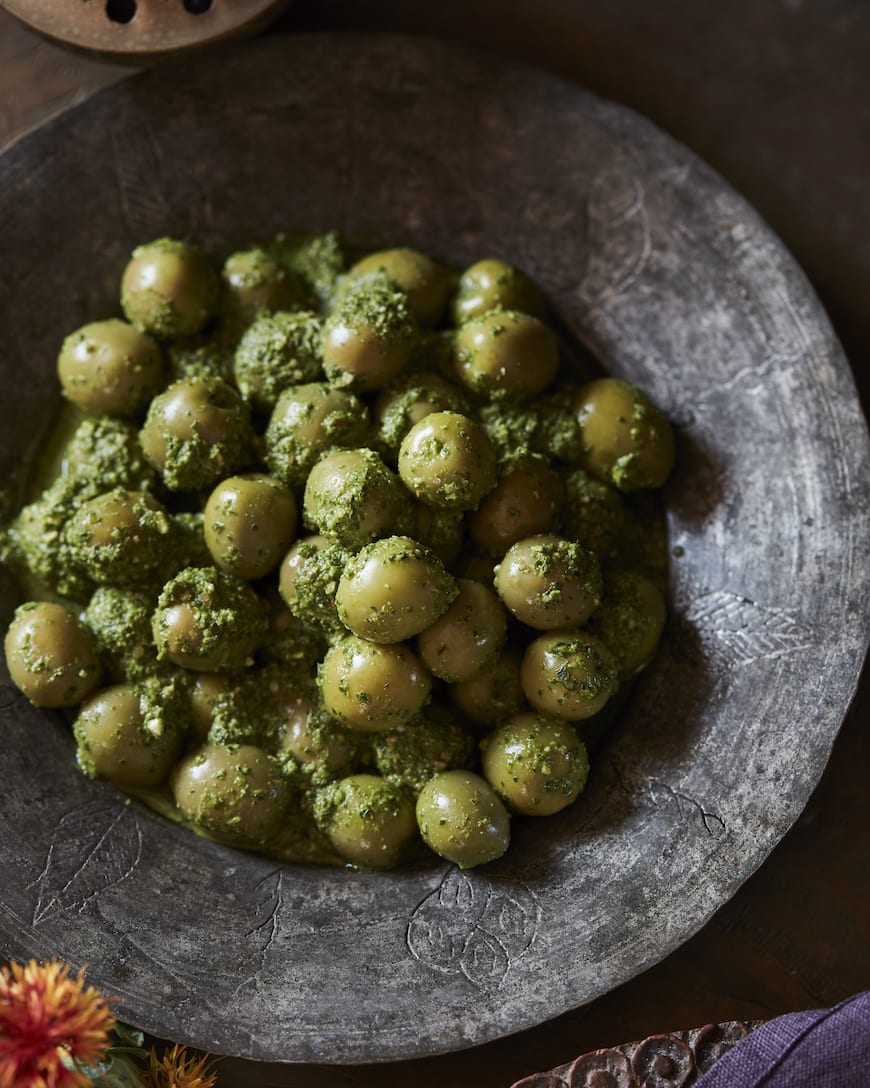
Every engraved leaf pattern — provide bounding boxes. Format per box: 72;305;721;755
30;799;141;925
407;869;540;987
685;590;814;667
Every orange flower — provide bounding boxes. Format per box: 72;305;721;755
0;959;115;1088
143;1044;219;1088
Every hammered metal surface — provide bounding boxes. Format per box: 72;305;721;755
0;34;868;1064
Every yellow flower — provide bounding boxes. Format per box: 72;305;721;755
0;959;115;1088
143;1044;219;1088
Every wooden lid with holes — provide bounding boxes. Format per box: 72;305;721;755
0;0;291;63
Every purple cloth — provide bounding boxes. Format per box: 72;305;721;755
695;991;870;1087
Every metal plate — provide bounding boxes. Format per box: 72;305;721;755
0;34;868;1065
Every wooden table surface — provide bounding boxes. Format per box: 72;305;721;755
1;3;868;1086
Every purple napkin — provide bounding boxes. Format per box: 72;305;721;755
695;991;870;1087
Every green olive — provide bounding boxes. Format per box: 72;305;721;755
204;474;297;581
264;382;370;488
398;411;497;511
63;489;173;589
172;743;289;845
73;679;184;789
277;534;349;639
336;536;456;644
303;448;410;550
416;770;510;868
82;585;163;683
586;570;666;679
188;673;230;743
322;279;417;391
470;456;564;556
348;248;450;326
232;311;323;411
221;247;308;324
278;698;357;784
374;370;470;457
58;319;164;417
560;468;626;560
151;566;267;672
449;644;526;728
373;708;474;794
121;237;219;339
574;378;675;491
4;601;101;708
416;578;507;682
318;635;431;732
521;630;618;721
139;377;252;492
454;310;558;400
316;773;417;869
494;534;603;630
413;503;465;567
481;711;589;815
451;259;544;324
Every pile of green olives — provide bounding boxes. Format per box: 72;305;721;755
1;235;674;870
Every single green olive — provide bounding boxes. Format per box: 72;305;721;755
303;448;410;550
374;370;470;457
316;773;417;869
336;535;457;644
73;680;184;789
454;310;558;401
451;258;544;324
58;319;164;417
322;279;417;391
151;566;267;672
204;474;297;581
82;585;162;683
139;377;252;492
481;711;589;816
398;411;497;511
521;630;618;721
347;248;451;326
277;698;357;784
4;601;101;708
121;237;219;339
586;570;667;679
277;534;348;639
574;378;675;491
172;743;289;846
416;578;508;683
232;310;323;411
264;382;370;488
449;643;526;728
318;635;431;732
416;770;510;868
470;456;564;556
373;708;474;794
560;468;626;560
494;534;603;630
63;488;173;589
188;673;230;743
221;247;308;324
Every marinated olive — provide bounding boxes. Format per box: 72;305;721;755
303;448;410;550
586;570;666;679
151;566;267;672
449;644;526;728
83;586;162;683
121;237;219;339
58;319;164;417
560;468;626;560
172;743;289;846
74;677;185;789
313;773;417;869
521;631;618;721
336;536;457;644
374;370;470;457
322;279;416;390
278;535;349;639
574;378;675;491
139;377;252;492
416;770;510;869
64;489;173;589
494;534;603;630
233;310;323;411
265;382;370;488
481;711;589;816
278;698;357;786
4;601;101;708
204;474;297;581
221;247;308;325
398;411;497;511
470;455;564;556
454;310;558;401
451;258;544;324
417;578;507;683
189;673;230;743
63;416;157;493
373;707;474;794
347;247;451;326
318;635;431;732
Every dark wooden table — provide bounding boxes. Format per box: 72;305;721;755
1;3;868;1085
